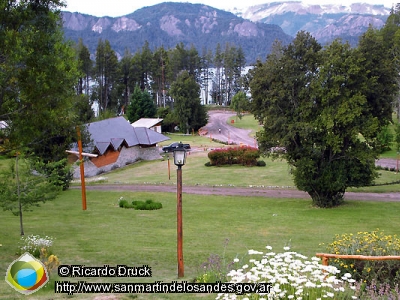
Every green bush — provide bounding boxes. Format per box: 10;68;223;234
256;160;266;167
325;229;400;288
119;199;128;208
208;146;260;166
138;199;162;210
119;199;163;210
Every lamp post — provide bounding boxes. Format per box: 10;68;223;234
173;142;187;278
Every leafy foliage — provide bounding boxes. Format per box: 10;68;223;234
0;0;81;190
208;146;260;166
0;157;62;235
326;229;400;289
169;71;208;133
376;125;393;153
118;198;162;210
126;86;157;123
250;31;398;207
230;91;248;119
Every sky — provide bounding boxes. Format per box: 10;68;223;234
64;0;394;18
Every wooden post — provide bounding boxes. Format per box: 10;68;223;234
177;166;184;278
76;126;87;210
168;157;171;180
322;256;329;266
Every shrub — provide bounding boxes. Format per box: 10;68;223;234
119;199;162;210
118;198;135;208
256;160;266;167
208;149;228;166
325;229;400;289
118;199;128;208
208;146;260;166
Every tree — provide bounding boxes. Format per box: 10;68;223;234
126;86;157;123
200;47;213;105
213;43;224;105
76;38;92;95
0;156;63;235
0;0;81;189
250;31;398;207
230;91;248;120
94;39;119;113
169;71;208;133
119;48;133;112
380;7;400;122
151;46;171;108
74;94;94;123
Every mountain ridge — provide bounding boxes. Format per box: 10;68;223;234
62;3;293;64
62;2;391;63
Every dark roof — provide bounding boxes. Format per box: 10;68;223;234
75;117;169;155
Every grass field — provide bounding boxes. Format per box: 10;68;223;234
227;114;261;138
1;189;400;299
1;114;400;299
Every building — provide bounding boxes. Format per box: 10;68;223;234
131;118;163;133
69;117;169;178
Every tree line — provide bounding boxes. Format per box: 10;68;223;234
75;39;248;126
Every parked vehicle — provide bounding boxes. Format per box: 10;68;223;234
162;142;191;153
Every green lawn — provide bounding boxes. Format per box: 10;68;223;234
227;114;261;138
2;114;400;299
158;133;224;149
82;150;400;193
1;189;400;299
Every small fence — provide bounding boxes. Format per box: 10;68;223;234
316;253;400;266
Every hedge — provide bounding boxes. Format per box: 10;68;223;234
207;146;260;166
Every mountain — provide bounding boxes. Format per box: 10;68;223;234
230;2;390;45
62;2;293;64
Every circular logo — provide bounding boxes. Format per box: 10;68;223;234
5;252;49;295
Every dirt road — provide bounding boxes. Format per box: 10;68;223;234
200;110;257;146
81;184;400;202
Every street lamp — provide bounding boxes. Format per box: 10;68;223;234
173;142;187;278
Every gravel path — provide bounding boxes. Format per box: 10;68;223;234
199;110;257;146
79;184;400;202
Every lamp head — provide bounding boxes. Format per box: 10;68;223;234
173;142;186;167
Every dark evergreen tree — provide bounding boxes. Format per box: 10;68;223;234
94;39;119;113
76;38;92;95
169;71;208;133
126;86;157;123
